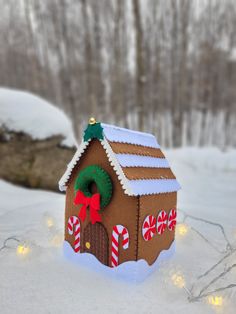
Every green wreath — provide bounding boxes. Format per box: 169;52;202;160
74;165;112;208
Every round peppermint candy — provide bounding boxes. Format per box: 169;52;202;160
142;215;157;241
168;208;177;231
157;210;168;235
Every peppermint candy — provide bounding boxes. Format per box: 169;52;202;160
157;210;168;235
168;208;177;231
142;215;157;241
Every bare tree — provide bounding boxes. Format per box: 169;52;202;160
132;0;146;131
0;0;236;146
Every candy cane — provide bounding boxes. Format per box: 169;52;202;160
168;208;177;231
67;216;80;253
111;225;129;267
157;210;168;235
142;215;157;241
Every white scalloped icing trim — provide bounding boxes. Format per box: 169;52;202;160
59;137;181;196
100;139;134;195
58;140;90;191
58;138;133;195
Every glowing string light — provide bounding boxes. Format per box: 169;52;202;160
46;217;54;228
171;273;185;288
176;223;188;236
208;296;223;307
17;243;30;256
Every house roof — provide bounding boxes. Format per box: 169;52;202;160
59;123;181;196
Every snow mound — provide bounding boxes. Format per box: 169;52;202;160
0;88;77;147
63;240;175;283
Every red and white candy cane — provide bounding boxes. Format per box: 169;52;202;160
111;225;129;267
67;216;81;253
168;208;177;231
157;210;168;235
142;215;157;241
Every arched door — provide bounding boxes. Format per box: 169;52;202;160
83;222;108;266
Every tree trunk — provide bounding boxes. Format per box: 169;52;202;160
132;0;146;131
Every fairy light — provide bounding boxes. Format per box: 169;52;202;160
16;243;30;256
208;296;223;307
176;223;188;236
46;217;54;228
171;273;185;288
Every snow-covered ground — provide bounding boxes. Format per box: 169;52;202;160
0;88;76;147
0;147;236;314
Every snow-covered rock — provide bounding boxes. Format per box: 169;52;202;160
0;87;76;147
0;88;76;191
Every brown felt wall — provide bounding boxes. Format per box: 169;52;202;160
138;192;177;265
122;167;176;180
109;142;165;158
65;139;138;267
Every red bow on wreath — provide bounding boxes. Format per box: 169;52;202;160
74;190;101;224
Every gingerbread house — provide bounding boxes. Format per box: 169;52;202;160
59;119;180;272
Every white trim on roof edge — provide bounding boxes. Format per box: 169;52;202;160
58;138;134;195
58;140;90;191
58;137;181;195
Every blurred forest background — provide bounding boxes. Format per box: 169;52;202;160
0;0;236;147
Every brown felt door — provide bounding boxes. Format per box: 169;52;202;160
83;223;109;265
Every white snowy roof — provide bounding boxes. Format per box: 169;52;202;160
101;123;160;148
59;123;181;195
0;88;77;147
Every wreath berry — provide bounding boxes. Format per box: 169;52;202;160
74;165;112;208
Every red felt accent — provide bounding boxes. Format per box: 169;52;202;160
111;256;118;267
111;247;119;257
122;238;129;246
74;190;101;224
74;239;80;246
67;223;73;232
111;235;119;247
122;228;127;236
74;246;80;253
113;225;119;234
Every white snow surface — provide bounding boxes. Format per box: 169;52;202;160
0;88;76;147
1;147;236;313
63;240;175;282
